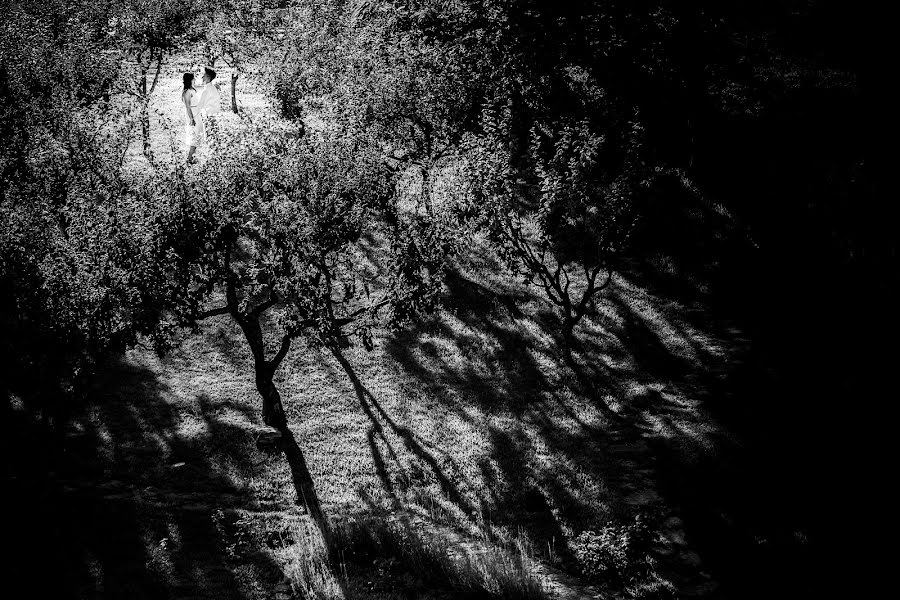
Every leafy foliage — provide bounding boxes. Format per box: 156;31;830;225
0;4;882;599
274;1;696;335
572;513;675;598
122;116;453;425
194;116;448;333
197;0;281;114
0;0;210;415
464;105;647;336
0;96;180;417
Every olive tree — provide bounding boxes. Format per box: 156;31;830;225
301;1;649;340
0;0;172;420
111;0;200;159
198;0;279;114
145;119;449;427
465;110;644;341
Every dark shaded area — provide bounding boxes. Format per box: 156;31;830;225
328;515;542;600
622;7;894;594
606;268;822;598
386;259;836;596
4;359;284;599
3;4;890;599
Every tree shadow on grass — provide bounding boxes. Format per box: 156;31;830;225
604;255;824;595
384;260;820;595
383;269;654;558
326;343;479;524
587;272;820;597
276;424;331;540
638;351;820;599
6;357;286;599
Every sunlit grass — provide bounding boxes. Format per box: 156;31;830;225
275;515;550;599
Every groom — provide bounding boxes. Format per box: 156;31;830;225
197;66;222;118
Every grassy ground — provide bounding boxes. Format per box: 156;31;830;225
10;238;752;598
6;57;815;599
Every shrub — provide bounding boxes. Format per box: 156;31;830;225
572;512;677;598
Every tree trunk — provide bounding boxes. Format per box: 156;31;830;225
140;74;151;159
141;104;151;159
562;314;581;351
256;367;287;429
235;314;287;429
231;73;239;114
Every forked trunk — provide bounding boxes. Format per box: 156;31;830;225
256;369;286;429
234;313;287;428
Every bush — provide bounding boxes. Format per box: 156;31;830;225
572;512;677;598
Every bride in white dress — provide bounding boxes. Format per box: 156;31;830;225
182;72;199;164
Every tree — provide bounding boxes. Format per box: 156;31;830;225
1;0;455;433
141;119;450;427
0;0;169;421
313;0;792;341
293;1;653;339
198;0;277;114
111;0;200;159
465;110;643;341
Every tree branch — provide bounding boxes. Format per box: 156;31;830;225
340;297;391;323
270;333;292;370
198;305;230;320
147;53;165;96
575;266;614;320
248;291;279;319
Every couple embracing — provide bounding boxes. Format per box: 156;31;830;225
182;66;222;164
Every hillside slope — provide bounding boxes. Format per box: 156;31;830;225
6;62;816;600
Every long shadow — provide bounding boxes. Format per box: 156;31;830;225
275;428;353;598
387;270;555;419
639;347;822;598
607;296;695;381
168;314;349;590
385;257;824;598
327;343;478;522
449;270;626;424
557;339;629;425
6;357;286;599
275;424;331;541
384;269;638;559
